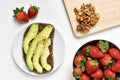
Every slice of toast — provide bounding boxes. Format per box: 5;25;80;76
22;23;54;74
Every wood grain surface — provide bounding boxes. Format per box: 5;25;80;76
63;0;120;37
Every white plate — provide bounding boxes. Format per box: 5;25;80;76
12;23;65;76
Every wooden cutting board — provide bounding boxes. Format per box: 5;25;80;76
63;0;120;37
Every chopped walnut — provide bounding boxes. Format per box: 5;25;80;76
74;3;100;32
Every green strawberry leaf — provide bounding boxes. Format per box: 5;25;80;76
77;50;83;55
86;46;90;57
92;59;99;66
86;46;90;52
105;76;114;80
99;41;109;53
94;78;98;80
73;72;80;79
19;7;24;12
13;7;24;17
81;66;85;72
107;59;115;68
30;4;39;11
77;58;86;72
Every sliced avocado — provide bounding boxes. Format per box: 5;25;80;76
33;40;44;74
40;38;52;71
23;23;38;54
26;25;53;71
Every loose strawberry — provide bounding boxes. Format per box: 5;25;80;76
91;69;103;80
28;5;39;18
96;40;109;53
73;67;82;79
109;48;120;60
99;54;112;67
81;73;90;80
85;45;103;59
13;7;29;22
73;55;86;71
104;68;116;80
111;60;120;72
86;59;99;74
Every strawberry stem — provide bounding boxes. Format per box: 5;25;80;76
30;4;39;11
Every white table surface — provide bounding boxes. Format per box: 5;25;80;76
0;0;120;80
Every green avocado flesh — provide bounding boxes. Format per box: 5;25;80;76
23;23;38;54
33;40;44;74
40;38;52;71
26;24;53;71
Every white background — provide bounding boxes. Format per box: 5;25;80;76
0;0;120;80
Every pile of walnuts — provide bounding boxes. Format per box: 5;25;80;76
74;3;100;32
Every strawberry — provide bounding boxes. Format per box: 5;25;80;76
82;46;86;54
104;68;116;80
84;45;103;59
99;54;112;66
81;73;90;80
90;45;103;59
13;7;29;22
91;69;103;80
109;48;120;60
86;59;99;74
96;40;109;53
111;60;120;72
73;67;82;79
28;5;39;18
81;46;90;57
73;55;86;71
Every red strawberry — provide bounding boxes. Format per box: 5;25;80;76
85;45;103;59
104;68;116;80
109;48;120;60
82;46;86;54
81;73;90;80
91;69;103;80
28;5;39;18
81;46;90;57
111;60;120;72
13;7;29;22
73;55;86;71
99;54;112;66
86;59;99;74
73;67;82;79
96;40;109;53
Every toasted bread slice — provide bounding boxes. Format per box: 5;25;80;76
23;23;54;74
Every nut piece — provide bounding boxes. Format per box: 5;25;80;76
74;3;100;32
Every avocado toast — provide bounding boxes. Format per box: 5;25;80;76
22;23;54;74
